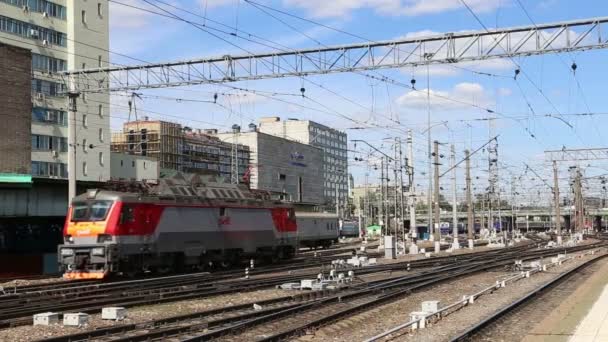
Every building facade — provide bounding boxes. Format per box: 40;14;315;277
110;152;159;182
0;0;111;182
257;118;348;209
111;120;250;180
217;130;325;204
0;43;32;179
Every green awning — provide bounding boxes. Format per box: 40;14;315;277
0;173;32;183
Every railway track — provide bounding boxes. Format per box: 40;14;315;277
0;242;567;330
33;242;604;342
449;252;608;342
450;254;608;342
0;245;532;332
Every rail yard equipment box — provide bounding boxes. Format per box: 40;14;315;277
422;300;441;313
63;313;89;326
33;312;59;326
102;307;127;321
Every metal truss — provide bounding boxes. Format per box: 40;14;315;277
545;148;608;162
63;16;608;93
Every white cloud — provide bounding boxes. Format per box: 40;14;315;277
497;87;512;97
282;0;505;19
395;82;492;110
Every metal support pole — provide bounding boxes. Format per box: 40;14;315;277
380;157;385;234
358;209;362;239
386;159;391;236
433;140;441;252
553;160;562;244
394;139;399;238
398;139;406;250
466;150;474;249
427;60;433;243
67;90;79;205
451;144;459;249
407;131;418;254
335;185;339;217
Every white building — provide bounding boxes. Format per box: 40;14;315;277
257;118;348;209
217;129;325;204
0;0;110;181
110;153;159;182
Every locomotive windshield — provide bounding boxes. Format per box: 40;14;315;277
71;201;113;222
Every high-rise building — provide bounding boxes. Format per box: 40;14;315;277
111;120;250;180
0;0;110;181
257;117;348;210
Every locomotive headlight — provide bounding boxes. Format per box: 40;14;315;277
60;248;74;256
91;247;105;256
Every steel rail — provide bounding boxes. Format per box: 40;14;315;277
449;253;608;342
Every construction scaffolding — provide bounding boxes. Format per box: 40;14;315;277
111;120;250;179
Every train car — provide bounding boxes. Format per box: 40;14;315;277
340;221;360;237
296;212;340;248
58;174;298;279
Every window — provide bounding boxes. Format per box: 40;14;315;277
81;10;86;24
71;201;113;222
82;114;87;128
97;3;102;17
32;108;67;126
99;128;104;142
99;152;104;166
0;15;66;45
82;162;88;176
120;160;124;167
31;134;67;152
120;205;134;223
31;161;67;178
0;1;67;20
98;55;102;67
278;173;286;181
32;54;67;72
98;104;103;117
132;161;135;167
143;162;147;169
31;79;65;96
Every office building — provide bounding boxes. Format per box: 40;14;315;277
257;117;348;209
217;128;324;204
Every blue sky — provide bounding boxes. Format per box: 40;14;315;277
106;0;608;204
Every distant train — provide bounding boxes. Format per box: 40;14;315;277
340;221;360;237
58;174;338;279
296;212;340;248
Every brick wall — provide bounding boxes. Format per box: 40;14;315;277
0;44;32;174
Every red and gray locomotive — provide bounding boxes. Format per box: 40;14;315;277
58;174;338;279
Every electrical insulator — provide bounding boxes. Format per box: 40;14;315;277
300;87;306;97
571;62;577;73
213;93;218;103
514;68;520;79
410;78;416;89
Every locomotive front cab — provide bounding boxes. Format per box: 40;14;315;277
59;190;120;279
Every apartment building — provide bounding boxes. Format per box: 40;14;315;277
111;120;250;180
257;117;348;209
0;0;110;181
